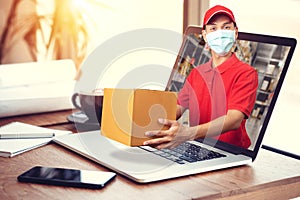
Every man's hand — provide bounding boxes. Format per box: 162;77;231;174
143;118;198;149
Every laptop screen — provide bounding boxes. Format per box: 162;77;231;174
165;26;297;160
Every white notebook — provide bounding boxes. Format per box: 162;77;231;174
0;122;71;157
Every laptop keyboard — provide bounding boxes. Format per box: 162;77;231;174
140;142;226;164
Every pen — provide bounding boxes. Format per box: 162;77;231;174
0;132;55;139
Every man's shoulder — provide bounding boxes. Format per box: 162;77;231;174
231;55;256;72
192;61;211;73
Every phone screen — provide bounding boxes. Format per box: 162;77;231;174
18;166;116;189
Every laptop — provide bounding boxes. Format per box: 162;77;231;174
54;26;297;183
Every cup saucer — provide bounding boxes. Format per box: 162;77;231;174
67;111;100;126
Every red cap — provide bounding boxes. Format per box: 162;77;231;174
203;5;236;27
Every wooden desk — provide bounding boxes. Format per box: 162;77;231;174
1;110;300;200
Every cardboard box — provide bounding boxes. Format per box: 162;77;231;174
101;88;177;146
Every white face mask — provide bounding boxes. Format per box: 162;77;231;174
206;30;236;56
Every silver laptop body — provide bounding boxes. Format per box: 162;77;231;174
54;131;250;183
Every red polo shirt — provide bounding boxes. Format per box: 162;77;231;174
178;54;258;148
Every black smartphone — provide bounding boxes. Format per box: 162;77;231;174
17;166;116;189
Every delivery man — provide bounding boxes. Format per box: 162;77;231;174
143;5;258;149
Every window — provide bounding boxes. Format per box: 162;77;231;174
36;0;183;67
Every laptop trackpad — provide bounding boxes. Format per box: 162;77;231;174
55;131;173;174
